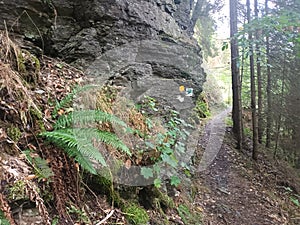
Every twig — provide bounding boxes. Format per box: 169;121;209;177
95;209;115;225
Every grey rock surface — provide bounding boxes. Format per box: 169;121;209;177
0;0;205;99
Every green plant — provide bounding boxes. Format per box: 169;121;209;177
139;106;193;187
8;180;27;201
177;204;202;225
42;87;131;175
7;125;21;142
0;210;10;225
123;203;149;225
67;205;90;224
52;85;92;118
225;117;233;126
283;186;300;207
194;95;210;118
22;149;54;181
51;216;59;225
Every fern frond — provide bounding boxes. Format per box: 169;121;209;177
52;85;94;118
95;130;131;156
54;110;128;129
73;128;131;156
41;129;107;167
64;147;97;175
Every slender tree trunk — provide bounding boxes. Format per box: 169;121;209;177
189;0;205;34
265;0;272;148
230;0;243;150
274;58;286;158
247;0;258;160
240;17;247;85
255;0;263;144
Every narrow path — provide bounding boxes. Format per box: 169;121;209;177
192;108;291;225
197;107;231;172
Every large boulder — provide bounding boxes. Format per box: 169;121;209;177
0;0;205;99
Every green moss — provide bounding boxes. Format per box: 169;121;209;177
29;107;45;132
156;189;175;209
0;210;10;225
8;180;27;201
194;93;210;118
122;202;149;225
17;50;40;85
17;52;26;73
7;126;22;142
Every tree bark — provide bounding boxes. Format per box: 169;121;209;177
265;0;272;148
230;0;243;150
247;0;258;160
189;0;205;34
255;0;263;144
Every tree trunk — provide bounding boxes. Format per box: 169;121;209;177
247;0;258;160
230;0;243;150
255;0;263;144
265;0;272;148
189;0;205;34
274;57;286;158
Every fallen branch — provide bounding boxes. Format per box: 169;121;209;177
95;209;115;225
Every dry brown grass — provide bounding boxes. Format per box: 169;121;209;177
0;30;41;127
0;29;20;65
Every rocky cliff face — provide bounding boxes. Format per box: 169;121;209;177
0;0;205;107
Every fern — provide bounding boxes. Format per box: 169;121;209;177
52;85;94;118
54;110;127;129
42;127;131;174
46;85;132;175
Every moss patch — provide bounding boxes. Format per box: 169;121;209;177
7;125;21;142
122;202;149;225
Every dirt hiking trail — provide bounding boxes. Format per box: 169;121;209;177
192;107;299;225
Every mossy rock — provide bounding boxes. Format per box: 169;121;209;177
17;50;40;85
122;202;149;225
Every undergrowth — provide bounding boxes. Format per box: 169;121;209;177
42;87;132;175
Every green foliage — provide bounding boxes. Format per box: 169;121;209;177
52;85;92;118
0;210;10;225
243;127;252;137
23;149;54;181
222;41;229;51
67;205;90;224
139;101;193;187
170;175;181;187
141;167;153;179
290;196;300;207
194;95;210;118
123;203;149;225
144;96;158;112
225;117;233;127
177;204;202;225
42;87;131;175
8;180;27;201
7;126;21;142
284;186;300;207
51;217;59;225
154;178;162;188
54;110;127;129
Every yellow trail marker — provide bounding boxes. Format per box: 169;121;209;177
179;85;185;92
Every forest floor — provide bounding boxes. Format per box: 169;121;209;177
192;108;300;225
